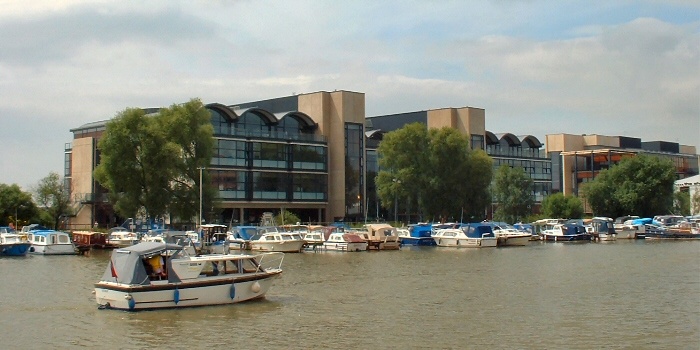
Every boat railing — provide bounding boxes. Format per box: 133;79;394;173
255;251;285;272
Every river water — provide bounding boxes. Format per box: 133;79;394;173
1;240;698;349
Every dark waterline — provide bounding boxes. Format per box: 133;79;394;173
1;240;698;349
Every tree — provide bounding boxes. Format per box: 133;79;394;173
274;209;301;226
584;154;676;218
35;172;73;230
376;123;492;222
94;98;215;224
673;190;690;216
693;190;700;216
0;183;39;227
492;165;534;223
541;192;583;219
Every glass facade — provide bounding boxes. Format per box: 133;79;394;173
345;123;364;218
487;143;552;204
208;108;328;203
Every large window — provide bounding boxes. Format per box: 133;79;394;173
278;116;302;139
252;142;287;168
292;174;327;200
235;112;270;137
213;139;247;167
292;145;327;170
212;170;246;199
210;109;230;135
345;123;364;217
252;172;288;200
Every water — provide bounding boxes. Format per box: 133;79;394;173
1;240;698;349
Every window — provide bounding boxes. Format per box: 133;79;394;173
292;173;327;200
252;143;287;168
214;139;247;167
292;145;327;170
212;170;246;199
252;172;288;200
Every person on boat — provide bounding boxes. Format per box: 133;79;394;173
147;255;166;279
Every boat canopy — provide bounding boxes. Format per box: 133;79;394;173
408;223;433;238
231;226;258;240
462;224;495;238
101;242;184;285
562;224;587;235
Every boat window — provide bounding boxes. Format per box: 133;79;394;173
59;235;69;243
40;236;45;243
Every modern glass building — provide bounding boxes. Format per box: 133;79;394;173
66;90;366;228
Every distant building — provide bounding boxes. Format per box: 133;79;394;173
65;90;365;228
546;133;699;213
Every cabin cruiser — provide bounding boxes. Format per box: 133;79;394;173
94;242;284;311
250;227;305;253
397;223;436;246
107;227;139;248
432;223;497;248
0;226;32;256
540;223;591;242
586;217;616;241
322;232;368;252
353;224;400;250
25;229;77;255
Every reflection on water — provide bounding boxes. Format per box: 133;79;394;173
1;240;698;349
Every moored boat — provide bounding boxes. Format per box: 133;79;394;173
0;226;32;256
489;223;532;246
586;217;616;241
432;223;497;248
107;227;139;248
250;227;305;253
72;230;117;249
353;223;401;250
398;223;437;246
26;229;77;255
322;232;368;252
540;223;591;242
94;242;284;311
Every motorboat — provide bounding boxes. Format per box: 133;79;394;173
94;242;284;311
540;223;591;242
227;226;259;250
398;223;437;246
490;223;532;246
586;217;616;241
0;226;32;256
250;227;305;253
107;227;139;248
322;232;368;252
432;223;497;248
354;223;401;250
26;229;77;255
72;231;117;249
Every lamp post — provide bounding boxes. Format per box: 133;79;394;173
198;167;205;230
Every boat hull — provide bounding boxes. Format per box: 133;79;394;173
496;234;531;246
29;243;77;255
250;241;305;253
398;237;437;246
322;242;368;252
540;234;591;242
644;232;700;240
0;242;31;256
95;271;281;311
433;237;497;248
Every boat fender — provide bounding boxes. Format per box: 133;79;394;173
29;247;35;252
229;283;236;300
174;288;180;305
251;281;261;293
127;296;135;310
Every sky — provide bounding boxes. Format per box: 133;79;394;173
1;0;698;191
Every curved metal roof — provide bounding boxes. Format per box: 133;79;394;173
365;129;385;140
278;111;318;130
485;131;499;145
517;135;542;148
495;133;521;146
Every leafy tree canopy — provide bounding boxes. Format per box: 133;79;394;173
0;183;39;227
34;172;73;229
376;123;492;222
583;154;676;218
94;98;215;223
492;165;534;223
541;192;583;219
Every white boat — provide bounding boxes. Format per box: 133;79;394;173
94;242;284;311
26;229;77;255
141;230;198;256
432;223;497;248
322;232;368;252
200;224;229;254
586;217;617;241
0;226;32;256
107;228;139;248
250;227;305;253
353;223;401;250
491;224;532;246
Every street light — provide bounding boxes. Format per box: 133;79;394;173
198;167;205;230
393;178;401;223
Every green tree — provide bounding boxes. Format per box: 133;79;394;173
673;190;690;216
492;165;534;223
693;190;700;216
34;172;73;230
376;124;492;222
541;192;584;219
584;154;676;218
274;209;301;226
94;98;215;224
0;183;39;227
